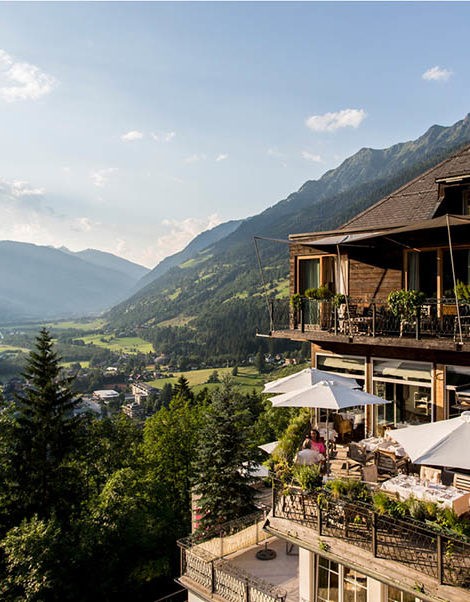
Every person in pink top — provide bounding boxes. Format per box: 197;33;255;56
309;429;326;455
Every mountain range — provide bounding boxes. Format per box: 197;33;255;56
0;243;149;323
105;114;470;363
2;114;470;356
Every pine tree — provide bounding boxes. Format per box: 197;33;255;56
192;378;256;532
12;328;83;520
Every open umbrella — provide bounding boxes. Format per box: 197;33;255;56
388;412;470;471
269;380;388;409
263;367;359;394
269;380;390;472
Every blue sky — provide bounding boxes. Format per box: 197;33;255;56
0;2;469;267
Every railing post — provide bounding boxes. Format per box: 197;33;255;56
437;534;443;584
372;303;376;337
318;505;323;535
245;579;250;602
211;560;215;593
300;300;305;333
272;481;276;517
334;306;338;335
269;299;274;331
371;511;377;557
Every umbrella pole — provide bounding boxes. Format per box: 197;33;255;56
326;409;330;475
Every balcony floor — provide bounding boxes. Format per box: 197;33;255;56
226;536;299;602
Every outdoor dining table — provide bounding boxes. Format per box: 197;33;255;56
359;436;406;457
380;474;470;516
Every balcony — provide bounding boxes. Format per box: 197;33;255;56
177;512;294;602
265;297;470;352
267;481;469;599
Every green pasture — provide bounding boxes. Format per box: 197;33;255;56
148;365;264;394
77;334;153;354
0;345;29;354
45;318;106;331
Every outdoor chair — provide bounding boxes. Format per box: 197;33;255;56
375;449;408;476
454;472;470;492
346;442;373;474
361;464;379;484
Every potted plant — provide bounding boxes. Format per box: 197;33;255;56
387;289;426;336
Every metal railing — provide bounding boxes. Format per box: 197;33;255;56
268;297;470;342
178;512;287;602
272;484;470;588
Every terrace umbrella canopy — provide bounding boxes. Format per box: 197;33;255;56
263;368;359;395
388;412;470;471
268;380;388;410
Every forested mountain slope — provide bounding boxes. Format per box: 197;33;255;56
107;115;470;363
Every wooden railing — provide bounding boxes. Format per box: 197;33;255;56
178;512;287;602
268;297;470;343
272;484;470;588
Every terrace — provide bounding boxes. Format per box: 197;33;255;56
265;296;470;353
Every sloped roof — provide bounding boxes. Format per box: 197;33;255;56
342;145;470;230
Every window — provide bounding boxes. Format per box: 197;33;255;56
343;567;367;602
298;258;320;294
387;585;421;602
316;353;366;382
317;557;339;602
463;190;470;215
372;359;432;429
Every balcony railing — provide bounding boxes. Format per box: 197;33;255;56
272;484;470;588
268;297;470;342
178;512;287;602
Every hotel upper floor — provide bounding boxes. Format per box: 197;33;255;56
263;145;470;363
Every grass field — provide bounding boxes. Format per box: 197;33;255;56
148;365;265;394
47;319;107;331
0;344;29;354
77;334;154;354
60;360;91;369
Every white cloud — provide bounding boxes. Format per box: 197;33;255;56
157;214;221;257
306;108;366;132
151;131;176;142
301;151;323;163
215;153;228;162
121;130;144;142
185;153;206;164
90;167;118;188
422;66;453;82
0;49;57;102
267;147;286;159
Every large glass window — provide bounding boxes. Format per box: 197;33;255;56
298;258;320;294
373;359;432;431
387;585;421;602
407;250;437;297
317;557;339;602
316;354;366;383
343;567;367;602
443;248;470;294
446;365;470;418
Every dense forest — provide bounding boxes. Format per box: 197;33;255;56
0;330;294;601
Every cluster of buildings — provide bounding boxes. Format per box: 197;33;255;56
178;146;470;601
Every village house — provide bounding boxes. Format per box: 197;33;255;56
178;145;470;602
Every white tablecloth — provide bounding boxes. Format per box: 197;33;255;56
381;474;470;514
359;436;406;457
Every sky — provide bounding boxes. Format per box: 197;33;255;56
0;2;469;268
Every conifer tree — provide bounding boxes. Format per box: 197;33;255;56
12;328;83;519
192;378;256;531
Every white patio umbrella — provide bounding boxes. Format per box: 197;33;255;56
269;380;390;472
258;441;279;455
263;367;359;395
388;412;470;471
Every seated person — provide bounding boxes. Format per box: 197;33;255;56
309;429;326;455
295;438;324;465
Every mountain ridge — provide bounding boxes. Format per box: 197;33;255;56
106;114;470;364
